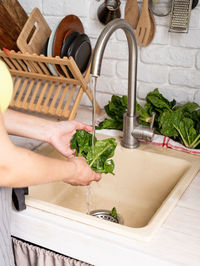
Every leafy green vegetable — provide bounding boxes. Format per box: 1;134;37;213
136;102;153;126
189;109;200;134
174;102;199;114
71;129;96;157
96;118;123;130
71;130;117;174
159;110;183;138
109;207;117;219
146;88;176;112
173;118;200;149
97;88;200;150
104;95;127;122
96;95;127;130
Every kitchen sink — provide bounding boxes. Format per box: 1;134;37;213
26;133;200;241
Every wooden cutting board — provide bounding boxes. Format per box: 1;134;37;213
17;8;51;54
0;0;28;50
1;0;28;29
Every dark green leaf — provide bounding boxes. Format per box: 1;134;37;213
159;110;183;137
71;130;117;174
109;207;117;219
137;102;153;124
146;88;174;111
71;130;96;157
96;89;200;149
173;117;200;148
86;138;117;175
104;95;127;121
96;118;123;130
174;102;198;114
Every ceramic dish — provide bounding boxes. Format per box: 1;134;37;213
41;37;49;56
52;15;84;58
47;21;60;76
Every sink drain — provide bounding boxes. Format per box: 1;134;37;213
90;209;123;224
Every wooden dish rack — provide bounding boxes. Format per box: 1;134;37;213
0;49;101;120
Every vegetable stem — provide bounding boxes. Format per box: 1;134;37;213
89;143;113;167
173;124;189;148
190;134;200;149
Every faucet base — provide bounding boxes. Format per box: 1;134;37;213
121;114;139;149
121;140;139;149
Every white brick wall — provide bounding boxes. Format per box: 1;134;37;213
19;0;200;108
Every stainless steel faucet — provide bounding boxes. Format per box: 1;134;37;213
90;18;154;149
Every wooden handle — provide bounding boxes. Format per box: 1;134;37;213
124;0;139;29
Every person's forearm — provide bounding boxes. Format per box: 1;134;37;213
0;112;74;187
0;144;76;188
3;109;54;142
0;111;100;187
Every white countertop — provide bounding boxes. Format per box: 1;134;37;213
10;108;200;266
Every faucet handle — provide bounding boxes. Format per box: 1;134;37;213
132;112;156;142
150;112;156;130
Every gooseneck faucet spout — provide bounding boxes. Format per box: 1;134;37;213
91;19;154;149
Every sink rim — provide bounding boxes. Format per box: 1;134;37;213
27;138;200;242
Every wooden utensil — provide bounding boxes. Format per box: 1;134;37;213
145;9;156;46
1;0;28;30
135;0;151;46
0;0;28;50
124;0;140;29
17;8;51;54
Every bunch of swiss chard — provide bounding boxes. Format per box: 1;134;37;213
97;89;200;149
71;130;117;174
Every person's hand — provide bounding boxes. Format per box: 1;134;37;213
47;120;92;157
64;156;102;186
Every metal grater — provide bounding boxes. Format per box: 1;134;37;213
169;0;192;33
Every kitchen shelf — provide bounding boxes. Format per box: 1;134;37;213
0;49;101;120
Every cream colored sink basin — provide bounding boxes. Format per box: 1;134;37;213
27;134;200;241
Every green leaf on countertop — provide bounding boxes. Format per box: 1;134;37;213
159;110;182;138
173;117;200;149
104;95;127;121
71;130;117;174
136;102;153;125
96;95;127;130
96;118;123;130
146;88;176;112
174;102;199;114
96;88;200;149
159;110;200;149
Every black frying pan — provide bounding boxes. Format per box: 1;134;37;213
60;31;80;58
67;33;92;74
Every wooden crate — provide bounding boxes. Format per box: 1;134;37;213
0;49;101;120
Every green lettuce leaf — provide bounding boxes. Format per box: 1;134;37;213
173;117;200;149
109;207;117;219
146;88;176;112
71;130;117;174
96;118;123;130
